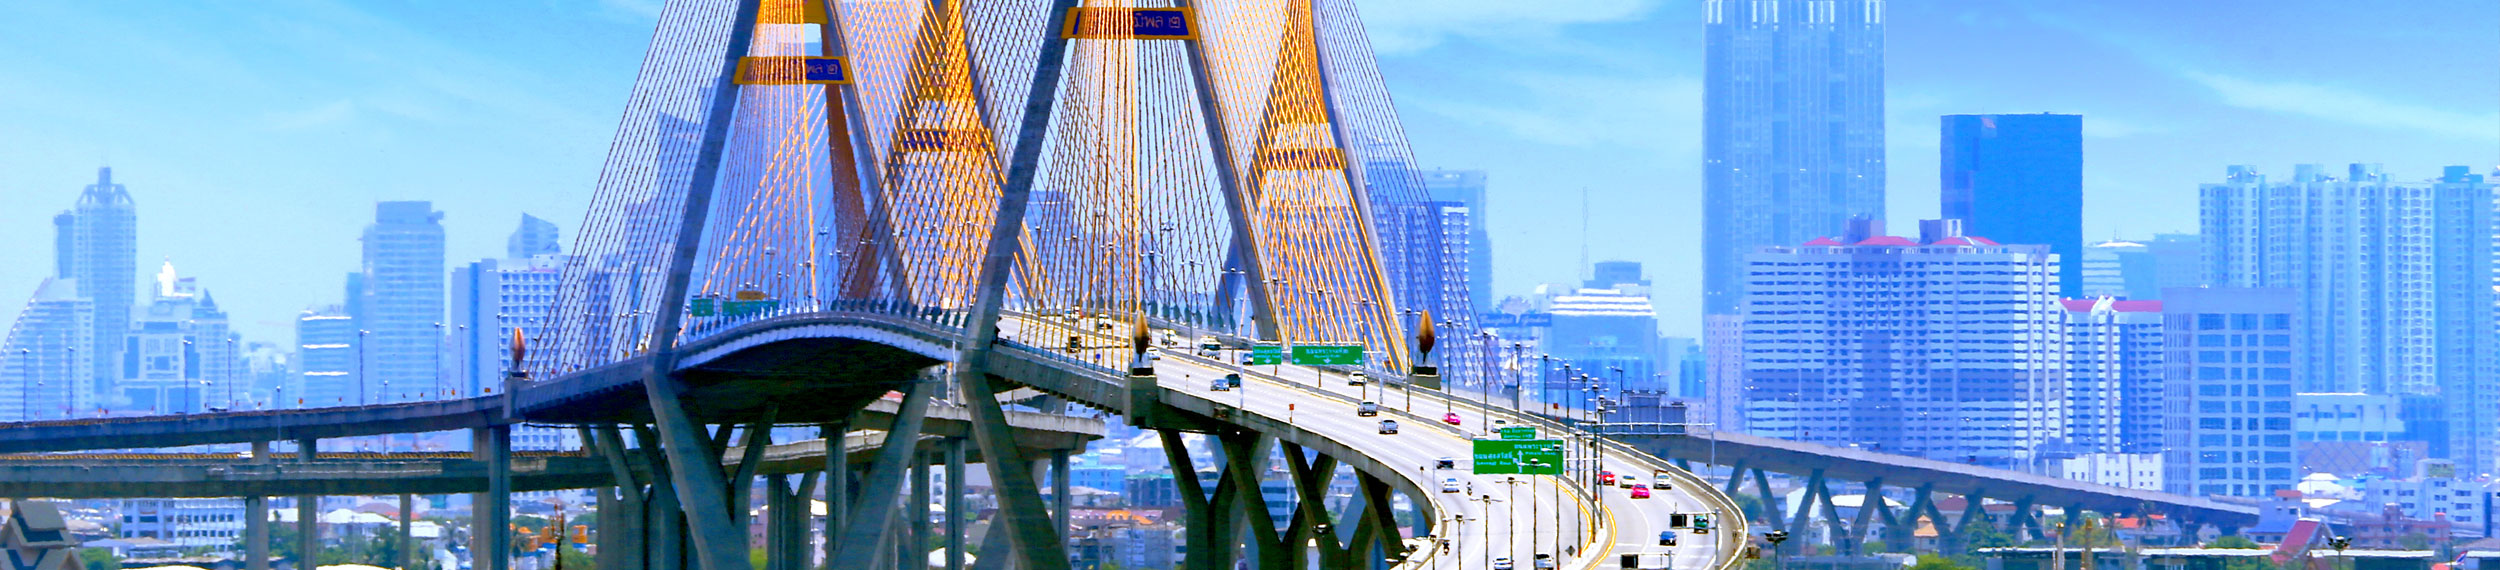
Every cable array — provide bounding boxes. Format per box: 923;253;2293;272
528;0;1464;379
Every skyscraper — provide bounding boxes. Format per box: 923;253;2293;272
1422;169;1493;314
453;217;569;397
355;202;446;405
124;262;236;413
1942;113;2084;297
0;278;94;420
1702;0;1887;316
294;307;354;408
1540;261;1661;399
63;167;135;404
2202;164;2496;472
507;214;561;260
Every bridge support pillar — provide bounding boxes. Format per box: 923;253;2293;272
246;441;270;570
1052;449;1071;534
595;425;646;570
912;447;932;569
830;377;933;569
1851;478;1890;553
1280;443;1342;570
294;437;316;570
765;473;818;570
944;438;967;570
635;424;687;570
1753;468;1786;533
821;421;847;570
398;494;414;570
1162;430;1234;570
1356;472;1407;563
1222;433;1285;570
475;425;511;570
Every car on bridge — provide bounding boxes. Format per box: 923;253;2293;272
1618;475;1640;489
1377;420;1399;434
1209;378;1230;391
1442;412;1462;425
1630;487;1651;499
1658;530;1678;546
1434;457;1455;469
1441;478;1459;493
1356;402;1379;416
1346;370;1366;386
1652;469;1674;489
1492;557;1513;570
1599;470;1616;485
1533;553;1556;569
1222;373;1242;388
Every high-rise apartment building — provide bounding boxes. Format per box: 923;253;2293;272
63;167;136;404
2148;234;2204;292
1741;219;2066;469
1422;169;1493;314
452;218;570;397
2062;297;2165;453
1702;0;1887;316
2081;241;2160;300
0;279;94;420
1942;113;2084;297
355;202;446;406
2202;164;2496;472
2160;286;2300;498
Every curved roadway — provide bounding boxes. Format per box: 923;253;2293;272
1002;314;1740;570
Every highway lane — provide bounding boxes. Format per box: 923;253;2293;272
996;314;1738;570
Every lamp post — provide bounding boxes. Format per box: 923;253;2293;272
1499;478;1527;561
356;329;371;405
2330;535;2352;570
1766;530;1790;570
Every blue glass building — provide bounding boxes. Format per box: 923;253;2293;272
1941;113;2084;298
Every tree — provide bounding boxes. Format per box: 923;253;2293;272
2208;535;2263;549
1911;554;1979;570
1964;523;2018;550
77;548;115;570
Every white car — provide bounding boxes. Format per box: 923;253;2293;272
1492;558;1514;570
1441;478;1460;493
1346;370;1367;386
1618;475;1641;489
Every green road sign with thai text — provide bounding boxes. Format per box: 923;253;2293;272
1498;426;1538;440
1471;439;1564;475
1250;344;1284;365
1289;344;1364;366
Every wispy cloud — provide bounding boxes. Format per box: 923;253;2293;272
2179;71;2499;142
1410;72;1699;153
1356;0;1656;54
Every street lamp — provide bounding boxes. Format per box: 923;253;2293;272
2330;535;2352;570
1498;478;1527;562
1765;530;1790;570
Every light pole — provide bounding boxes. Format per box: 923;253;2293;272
1766;530;1790;570
356;329;371;406
2330;535;2351;570
1499;478;1527;561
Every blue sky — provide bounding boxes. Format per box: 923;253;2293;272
1;0;2493;342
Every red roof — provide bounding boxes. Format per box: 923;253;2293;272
1854;236;1917;246
1802;237;1844;246
1928;236;1978;245
2059;299;2099;312
1969;236;2000;245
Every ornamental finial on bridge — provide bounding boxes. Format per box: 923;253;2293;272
1416;309;1437;359
1131;314;1151;361
509;328;528;380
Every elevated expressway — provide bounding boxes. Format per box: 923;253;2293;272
0;311;1747;570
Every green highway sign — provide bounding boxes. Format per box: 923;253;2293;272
1470;439;1564;475
1290;344;1365;366
1498;426;1538;440
1250;344;1284;365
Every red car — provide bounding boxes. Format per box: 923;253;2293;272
1630;487;1651;499
1443;413;1463;425
1598;471;1617;486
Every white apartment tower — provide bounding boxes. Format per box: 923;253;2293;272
1741;218;2067;470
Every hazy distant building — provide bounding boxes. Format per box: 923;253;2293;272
123;262;237;413
0;278;94;420
1741;219;2065;469
1942;113;2084;297
2148;234;2204;291
2160;286;2300;498
2293;392;2421;476
62;167;136;404
1422;169;1493;314
295;307;355;408
2202;164;2496;472
507;214;561;260
1541;262;1662;399
355;202;446;405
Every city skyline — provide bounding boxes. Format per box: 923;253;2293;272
0;0;2492;344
